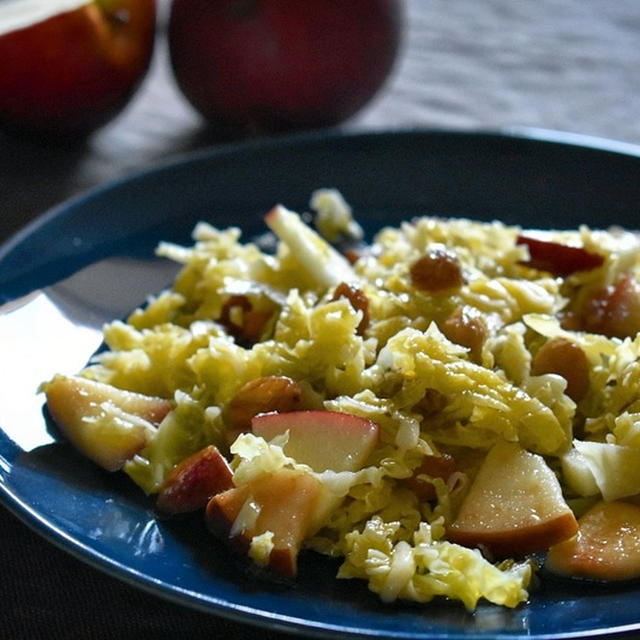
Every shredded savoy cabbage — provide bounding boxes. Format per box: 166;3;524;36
56;189;640;611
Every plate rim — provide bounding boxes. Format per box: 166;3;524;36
3;124;640;264
2;126;640;640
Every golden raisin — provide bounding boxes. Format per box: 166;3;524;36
405;453;456;503
332;282;370;335
531;337;590;402
219;295;272;345
577;273;640;339
409;248;464;293
441;306;487;362
224;376;304;437
343;247;364;265
412;388;448;417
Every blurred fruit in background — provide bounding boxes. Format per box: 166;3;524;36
168;0;405;135
0;0;156;137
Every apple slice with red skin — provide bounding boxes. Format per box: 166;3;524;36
156;445;233;515
251;410;379;472
546;500;640;581
44;374;171;471
516;235;604;277
206;467;334;577
447;440;578;557
0;0;156;136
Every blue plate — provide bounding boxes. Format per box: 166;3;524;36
2;129;640;639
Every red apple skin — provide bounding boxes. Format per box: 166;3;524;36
404;453;456;503
516;235;604;277
156;445;234;515
0;0;156;136
448;511;579;559
168;0;405;134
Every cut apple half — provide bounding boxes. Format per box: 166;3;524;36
447;440;578;557
44;374;171;472
251;409;379;472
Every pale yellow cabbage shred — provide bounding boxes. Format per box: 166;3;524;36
81;192;640;611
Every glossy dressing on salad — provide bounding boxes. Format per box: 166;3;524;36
43;189;640;610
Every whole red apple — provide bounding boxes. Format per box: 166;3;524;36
168;0;404;134
0;0;156;136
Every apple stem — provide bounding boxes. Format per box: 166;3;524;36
93;0;129;25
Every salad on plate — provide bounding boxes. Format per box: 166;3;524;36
42;189;640;611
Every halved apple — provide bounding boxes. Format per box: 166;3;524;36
447;440;578;557
546;499;640;581
44;374;171;471
251;410;379;472
206;467;334;576
156;445;233;515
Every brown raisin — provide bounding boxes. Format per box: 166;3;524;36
405;453;456;503
531;337;590;402
441;306;487;362
331;282;370;335
219;295;272;345
224;376;304;439
409;248;464;293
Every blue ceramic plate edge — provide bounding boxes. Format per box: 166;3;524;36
2;127;640;640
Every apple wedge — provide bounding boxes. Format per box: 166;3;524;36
156;445;233;515
447;440;578;557
546;500;640;581
251;410;379;472
265;205;356;289
206;467;334;576
516;234;604;277
44;374;171;472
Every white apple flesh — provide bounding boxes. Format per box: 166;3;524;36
265;205;356;289
546;500;640;581
1;0;89;34
251;410;379;472
447;440;578;557
44;374;171;471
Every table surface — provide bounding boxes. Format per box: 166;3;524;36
3;1;640;638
